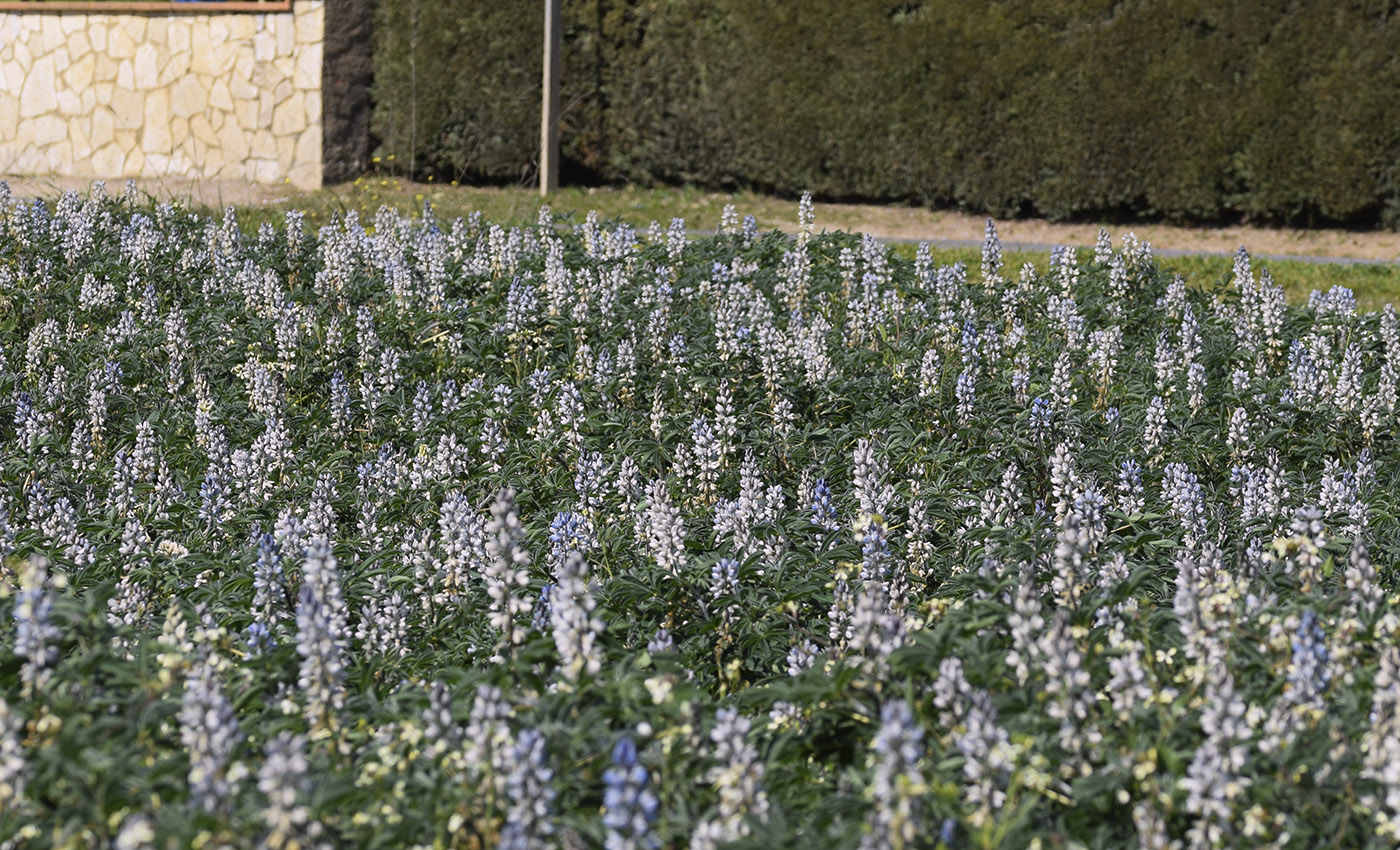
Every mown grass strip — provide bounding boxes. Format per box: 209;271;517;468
194;177;1400;310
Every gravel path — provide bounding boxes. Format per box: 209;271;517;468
805;203;1400;265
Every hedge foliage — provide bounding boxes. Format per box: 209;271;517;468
372;1;1400;226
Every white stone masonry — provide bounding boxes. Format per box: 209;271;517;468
0;1;324;189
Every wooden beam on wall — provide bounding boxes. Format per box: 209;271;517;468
0;1;292;12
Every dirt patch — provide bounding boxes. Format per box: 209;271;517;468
807;203;1400;263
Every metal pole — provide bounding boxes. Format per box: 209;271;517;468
540;0;561;196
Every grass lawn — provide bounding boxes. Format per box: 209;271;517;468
198;176;1400;311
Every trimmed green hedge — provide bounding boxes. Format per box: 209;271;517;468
372;1;1400;226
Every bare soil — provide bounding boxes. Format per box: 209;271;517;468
809;202;1400;262
1;176;297;209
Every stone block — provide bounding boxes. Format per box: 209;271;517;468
171;116;189;150
230;56;257;99
275;14;294;55
89;22;107;52
160;50;190;87
273;79;293;105
146;18;166;46
257;90;273;127
216;115;249;159
63;53;96;91
141;90;172;154
117;60;133;90
233;97;258;131
171;75;207;118
295;3;324;44
108;25;135;59
94;81;114;105
0;93;18;139
80;88;95;114
32;114;66;146
169;21;190;55
133;45;158;89
293;45;320;89
293;122;320;165
190;40;216;76
14;145;45;174
250;158;281;184
19;56;56;119
113;87;142;128
59;14;83;36
122;145;144;178
66;115;89;155
127;18;146;43
250;129;277;158
68;31;91;61
276;134;294;164
40;16;62;53
201;145;225;178
254;30;275;63
44;141;73;174
190;114;218;147
230;15;255;41
209;79;233;112
287;161;321;191
216;41;238;70
167;150;192;174
91;142;125;177
57;90;82;117
91;109;115;147
2;61;24;98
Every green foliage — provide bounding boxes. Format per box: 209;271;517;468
2;187;1400;847
373;0;1400;226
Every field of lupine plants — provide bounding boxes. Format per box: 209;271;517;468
1;181;1398;850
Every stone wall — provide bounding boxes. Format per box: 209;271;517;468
0;1;325;190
